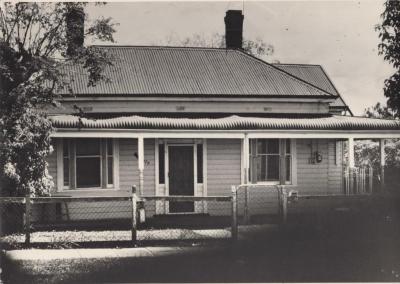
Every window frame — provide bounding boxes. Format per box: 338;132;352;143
249;139;296;186
58;138;119;191
75;138;102;189
157;140;204;185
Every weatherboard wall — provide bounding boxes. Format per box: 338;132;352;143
43;138;343;221
46;99;331;115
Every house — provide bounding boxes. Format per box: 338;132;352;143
31;10;400;218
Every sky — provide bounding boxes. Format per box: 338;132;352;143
88;0;394;116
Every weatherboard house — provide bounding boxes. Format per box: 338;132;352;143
28;11;400;217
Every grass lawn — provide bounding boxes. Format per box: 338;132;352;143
1;194;400;283
0;227;233;249
2;219;400;283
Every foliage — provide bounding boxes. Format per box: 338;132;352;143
0;3;116;196
376;1;400;118
364;102;396;119
355;103;400;172
161;32;274;59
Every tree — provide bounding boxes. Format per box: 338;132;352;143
160;32;274;60
376;1;400;118
355;103;400;171
364;102;396;119
0;3;117;196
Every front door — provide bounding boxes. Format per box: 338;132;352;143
168;146;194;213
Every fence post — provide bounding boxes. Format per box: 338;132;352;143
282;187;288;225
349;167;354;195
25;194;31;245
131;185;138;246
231;185;238;242
244;186;250;224
278;186;288;226
368;166;373;194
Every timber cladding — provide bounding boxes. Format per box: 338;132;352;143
43;138;344;220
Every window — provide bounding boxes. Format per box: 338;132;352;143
158;143;165;184
197;144;203;183
62;138;115;189
76;139;101;188
250;139;292;184
107;139;113;185
63;140;70;187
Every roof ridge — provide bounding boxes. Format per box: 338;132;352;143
273;63;323;68
91;44;233;52
234;50;336;98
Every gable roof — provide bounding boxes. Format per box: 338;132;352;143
61;46;335;98
273;63;352;113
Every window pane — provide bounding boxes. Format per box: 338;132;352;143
197;144;203;183
76;139;100;156
63;157;69;186
107;157;113;184
76;157;101;188
159;144;165;184
63;140;69;187
251;139;291;183
258;156;266;181
268;140;279;154
107;139;113;156
267;155;280;181
257;140;268;154
286;155;291;182
257;139;279;154
286;139;291;154
63;140;69;157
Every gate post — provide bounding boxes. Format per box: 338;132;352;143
244;186;250;224
282;187;288;225
131;185;138;246
278;186;288;226
349;167;354;195
24;194;31;245
231;185;238;242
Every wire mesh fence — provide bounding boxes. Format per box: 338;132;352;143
139;195;233;242
0;189;235;247
236;185;281;226
1;185;385;248
0;198;25;235
30;197;133;232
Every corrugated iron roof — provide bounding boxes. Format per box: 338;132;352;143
60;46;334;98
273;63;350;110
50;115;400;131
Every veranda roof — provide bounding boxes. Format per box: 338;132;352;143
50;115;400;131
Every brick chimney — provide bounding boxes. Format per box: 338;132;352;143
224;10;244;49
66;5;85;57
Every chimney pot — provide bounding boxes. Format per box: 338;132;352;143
66;6;85;57
224;10;244;49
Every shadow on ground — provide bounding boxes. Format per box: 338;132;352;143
2;194;400;283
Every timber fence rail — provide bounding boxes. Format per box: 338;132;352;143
0;186;237;246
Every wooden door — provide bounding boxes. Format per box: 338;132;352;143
168;146;194;213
